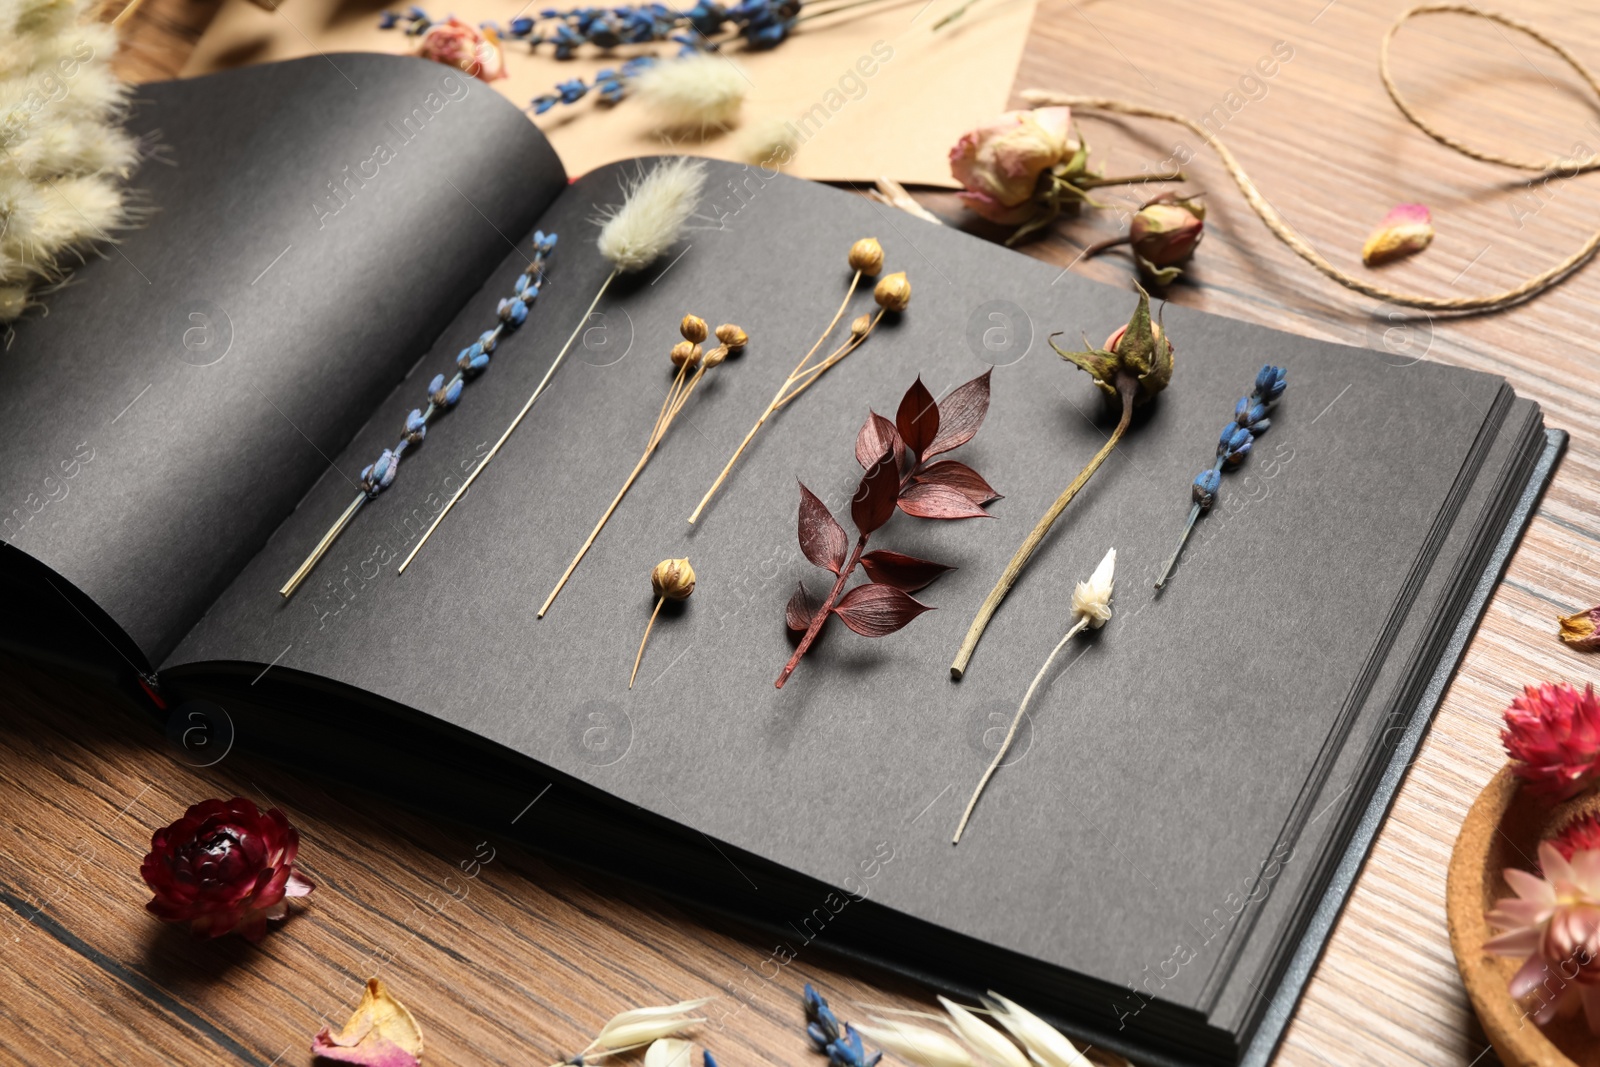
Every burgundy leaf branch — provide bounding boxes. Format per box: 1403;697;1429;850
775;370;999;689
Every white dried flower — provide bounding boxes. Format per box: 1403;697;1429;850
634;53;747;133
643;1037;695;1067
981;994;1092;1067
593;997;713;1050
939;998;1028;1067
856;1018;977;1067
736;117;797;169
597;156;708;274
1070;547;1115;628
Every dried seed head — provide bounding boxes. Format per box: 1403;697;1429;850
670;340;700;368
679;314;709;343
702;344;730;368
848;237;884;275
715;323;748;351
874;271;911;312
850;313;872;339
651;558;696;600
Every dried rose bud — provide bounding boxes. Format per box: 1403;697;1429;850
1130;193;1205;283
670;340;700;368
848;237;884;275
715;323;748;351
850;313;872;339
679;314;709;343
702;344;730;368
1055;287;1174;408
1560;606;1600;651
651;557;696;600
140;796;314;941
874;271;911;312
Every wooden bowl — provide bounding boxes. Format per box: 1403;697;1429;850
1447;766;1600;1067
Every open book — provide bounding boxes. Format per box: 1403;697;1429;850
1;54;1562;1067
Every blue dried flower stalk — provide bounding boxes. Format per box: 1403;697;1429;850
803;984;882;1067
279;231;558;597
528;55;658;115
1153;364;1286;590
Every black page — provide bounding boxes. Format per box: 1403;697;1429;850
166;151;1508;1034
0;55;565;666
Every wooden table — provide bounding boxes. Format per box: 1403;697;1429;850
9;1;1598;1063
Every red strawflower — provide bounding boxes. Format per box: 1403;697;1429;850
1503;683;1600;800
1552;813;1600;863
140;796;314;941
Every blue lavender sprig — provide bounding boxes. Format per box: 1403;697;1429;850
1153;364;1286;590
803;984;882;1067
279;231;558;597
528;55;657;114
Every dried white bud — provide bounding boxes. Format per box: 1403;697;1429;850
644;1038;694;1067
982;993;1093;1067
939;998;1028;1067
855;1019;976;1067
1071;547;1115;628
594;998;714;1050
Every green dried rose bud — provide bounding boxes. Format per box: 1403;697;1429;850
1049;286;1173;407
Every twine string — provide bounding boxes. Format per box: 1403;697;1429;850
1024;4;1600;313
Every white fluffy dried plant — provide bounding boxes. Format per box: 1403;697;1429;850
597;156;708;273
633;52;747;134
0;0;138;322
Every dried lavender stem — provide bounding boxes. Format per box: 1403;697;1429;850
950;375;1136;680
777;535;867;688
1155;495;1207;590
686;272;863;524
280;494;365;597
399;269;620;575
952;614;1089;844
629;596;666;688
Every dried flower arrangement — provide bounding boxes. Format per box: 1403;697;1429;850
312;978;424;1067
632;557;696;687
1153;365;1286;590
845;991;1112;1067
139;796;314;941
951;288;1170;680
777;371;998;689
401;157;706;574
546;997;713;1065
689;238;907;524
948;107;1186;247
953;547;1115;845
541;315;745;617
1483;683;1600;1033
1;0;139;324
281;232;558;596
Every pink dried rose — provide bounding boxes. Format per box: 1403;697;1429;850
139;796;314;941
1129;193;1205;282
313;978;424;1067
1502;683;1600;800
1361;203;1432;266
1560;606;1600;651
949;107;1075;226
1485;841;1600;1031
416;17;506;83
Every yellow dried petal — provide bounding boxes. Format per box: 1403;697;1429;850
1362;203;1433;266
311;978;424;1067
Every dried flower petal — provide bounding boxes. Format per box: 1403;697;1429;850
1560;606;1600;650
1071;547;1115;628
1361;203;1433;266
645;1038;695;1067
595;998;714;1050
981;993;1092;1067
856;1019;976;1067
938;998;1028;1067
312;979;423;1067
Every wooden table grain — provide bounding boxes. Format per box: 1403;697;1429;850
17;0;1596;1064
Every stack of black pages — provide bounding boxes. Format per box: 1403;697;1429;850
0;55;1562;1067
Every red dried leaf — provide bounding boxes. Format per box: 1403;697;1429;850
859;549;954;592
915;460;1002;506
797;483;848;573
898;481;992;520
831;583;933;637
855;411;902;472
896;376;940;461
925;369;992;459
852;447;901;535
785;581;823;631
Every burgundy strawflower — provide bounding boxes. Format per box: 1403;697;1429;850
1552;813;1600;863
140;796;314;941
1502;683;1600;800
